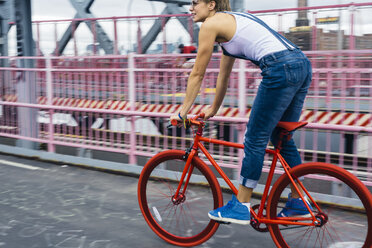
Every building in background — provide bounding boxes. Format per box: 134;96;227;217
284;0;372;51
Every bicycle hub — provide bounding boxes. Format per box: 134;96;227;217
172;193;186;205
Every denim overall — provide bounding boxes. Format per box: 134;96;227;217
222;12;313;188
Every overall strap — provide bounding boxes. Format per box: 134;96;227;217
225;11;298;51
220;46;260;66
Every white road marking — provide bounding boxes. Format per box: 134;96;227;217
0;159;48;171
328;241;364;248
345;221;365;227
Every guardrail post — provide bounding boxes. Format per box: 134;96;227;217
349;4;355;50
236;59;246;180
113;18;118;55
312;11;317;51
46;55;55;153
128;53;137;165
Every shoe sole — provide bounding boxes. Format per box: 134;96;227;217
279;213;312;218
208;213;250;225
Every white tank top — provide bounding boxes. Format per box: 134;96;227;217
219;12;294;62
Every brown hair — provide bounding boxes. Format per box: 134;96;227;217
202;0;231;12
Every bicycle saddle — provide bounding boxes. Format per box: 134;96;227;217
277;121;308;132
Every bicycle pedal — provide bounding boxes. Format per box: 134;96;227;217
215;220;231;225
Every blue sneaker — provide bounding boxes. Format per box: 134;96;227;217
208;195;250;225
278;193;313;218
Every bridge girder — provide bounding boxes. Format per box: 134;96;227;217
0;0;13;58
140;3;199;53
54;0;114;55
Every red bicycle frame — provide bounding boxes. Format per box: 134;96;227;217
172;117;321;227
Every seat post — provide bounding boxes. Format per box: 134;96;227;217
276;129;292;150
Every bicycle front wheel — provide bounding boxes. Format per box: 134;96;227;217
267;162;372;248
138;150;223;247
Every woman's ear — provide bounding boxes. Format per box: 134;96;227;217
208;0;216;10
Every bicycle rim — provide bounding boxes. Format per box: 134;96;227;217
138;150;223;247
267;162;372;248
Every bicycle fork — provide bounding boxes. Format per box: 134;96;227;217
172;148;196;204
172;124;206;203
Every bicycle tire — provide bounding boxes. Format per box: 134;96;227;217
138;150;223;247
267;162;372;248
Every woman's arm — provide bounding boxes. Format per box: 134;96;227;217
171;13;236;122
177;21;218;119
203;54;235;119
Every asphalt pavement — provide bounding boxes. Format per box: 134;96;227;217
0;153;275;248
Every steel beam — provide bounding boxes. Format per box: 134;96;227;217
148;0;190;5
54;13;82;55
140;3;199;53
54;0;113;55
140;7;171;53
231;0;245;12
167;4;198;44
0;0;12;58
14;0;38;149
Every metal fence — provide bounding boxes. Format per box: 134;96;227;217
0;51;371;185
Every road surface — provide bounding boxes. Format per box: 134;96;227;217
0;153;275;248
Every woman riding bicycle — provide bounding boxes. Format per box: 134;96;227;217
170;0;312;225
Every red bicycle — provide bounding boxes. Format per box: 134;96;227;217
138;114;372;247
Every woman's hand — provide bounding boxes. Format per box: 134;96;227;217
202;106;218;120
170;113;186;127
170;114;182;122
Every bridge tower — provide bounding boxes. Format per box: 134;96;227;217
296;0;310;27
286;0;311;51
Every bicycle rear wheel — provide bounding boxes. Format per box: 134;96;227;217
138;150;223;247
267;162;372;248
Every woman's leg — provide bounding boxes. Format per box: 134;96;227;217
270;62;312;168
240;81;304;188
240;56;312;193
